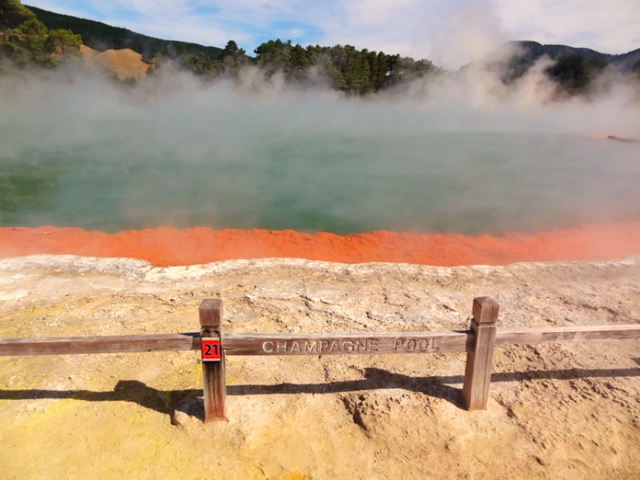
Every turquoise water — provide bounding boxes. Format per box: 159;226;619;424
1;131;639;235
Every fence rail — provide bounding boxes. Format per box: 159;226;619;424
1;297;639;421
2;325;638;357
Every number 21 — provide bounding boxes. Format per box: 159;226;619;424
204;343;219;356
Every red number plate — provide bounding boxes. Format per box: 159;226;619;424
201;339;221;361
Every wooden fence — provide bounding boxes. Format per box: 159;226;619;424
1;297;639;423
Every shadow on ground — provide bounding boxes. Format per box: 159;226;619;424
1;366;638;424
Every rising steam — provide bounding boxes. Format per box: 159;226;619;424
0;56;639;236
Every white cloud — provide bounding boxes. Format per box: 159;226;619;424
288;29;306;39
494;0;640;53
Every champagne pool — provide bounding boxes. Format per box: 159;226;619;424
2;76;640;267
2;130;639;235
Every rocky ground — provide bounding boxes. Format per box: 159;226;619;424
0;254;639;479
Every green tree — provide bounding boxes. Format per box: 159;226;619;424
254;39;293;77
252;39;440;95
287;43;310;81
220;40;248;77
44;28;81;60
222;39;240;56
181;40;249;79
545;54;606;94
1;1;82;67
0;0;33;41
183;52;222;77
11;17;48;63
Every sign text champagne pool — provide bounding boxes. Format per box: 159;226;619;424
261;337;436;354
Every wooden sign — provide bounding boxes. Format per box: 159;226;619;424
220;332;473;356
201;338;221;361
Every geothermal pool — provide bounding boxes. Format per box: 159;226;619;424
1;74;639;266
2;132;639;235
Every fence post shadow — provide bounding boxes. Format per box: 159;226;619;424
0;364;638;423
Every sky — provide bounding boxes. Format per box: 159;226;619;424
24;0;640;69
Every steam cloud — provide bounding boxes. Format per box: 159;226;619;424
0;58;639;236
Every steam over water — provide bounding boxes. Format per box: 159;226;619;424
1;67;639;235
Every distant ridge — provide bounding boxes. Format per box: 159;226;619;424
475;40;640;78
26;5;223;60
504;40;640;72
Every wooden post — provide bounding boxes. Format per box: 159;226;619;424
462;297;499;410
199;298;226;422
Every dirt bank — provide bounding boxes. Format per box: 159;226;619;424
1;217;640;267
81;45;149;80
0;255;639;479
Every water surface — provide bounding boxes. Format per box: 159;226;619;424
2;107;639;234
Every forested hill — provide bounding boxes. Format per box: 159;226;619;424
24;5;441;95
461;40;640;95
26;5;223;60
512;41;639;71
477;40;640;80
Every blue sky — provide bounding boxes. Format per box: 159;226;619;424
24;0;640;69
